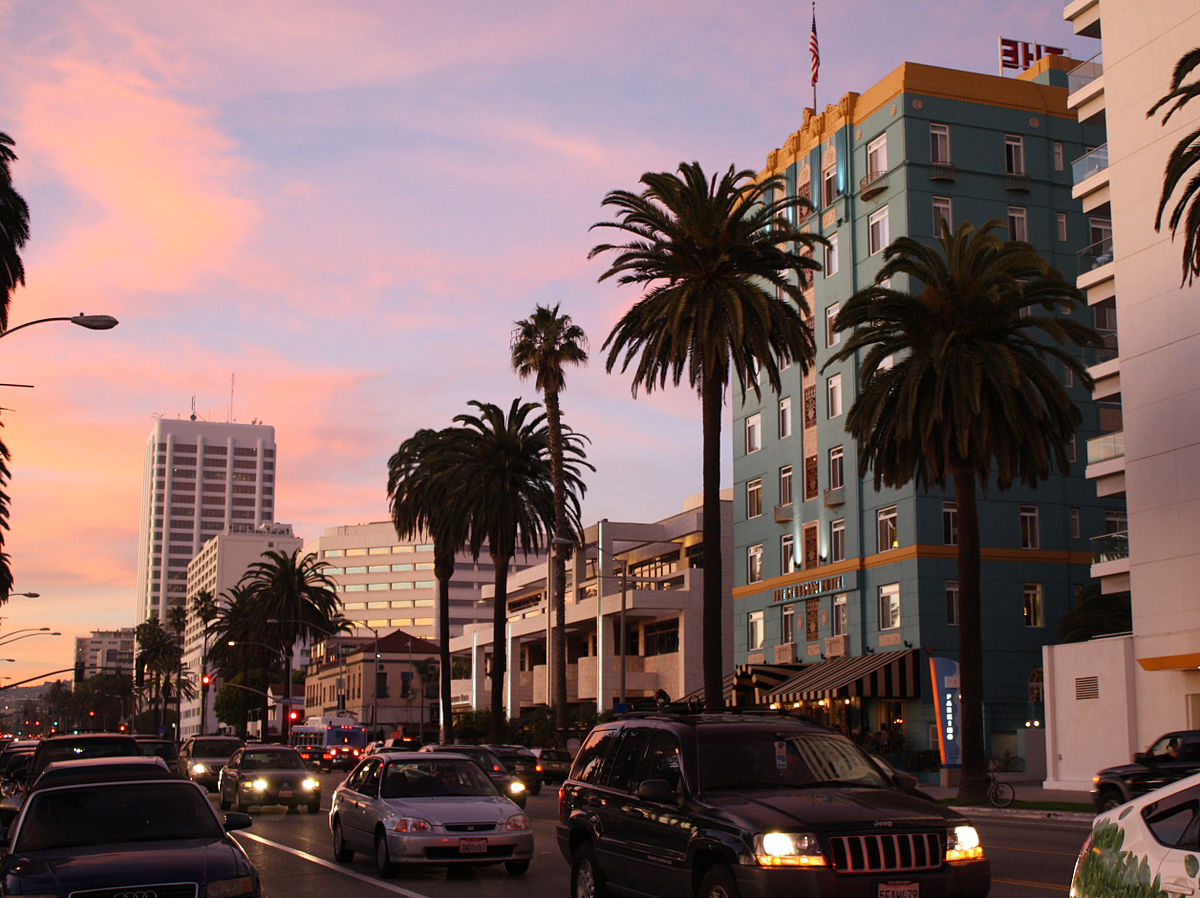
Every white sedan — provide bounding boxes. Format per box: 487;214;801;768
1070;768;1200;897
330;751;533;880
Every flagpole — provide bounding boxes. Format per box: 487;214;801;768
810;1;819;114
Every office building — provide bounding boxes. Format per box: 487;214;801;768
74;628;135;680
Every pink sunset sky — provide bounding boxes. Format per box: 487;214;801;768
0;1;1093;686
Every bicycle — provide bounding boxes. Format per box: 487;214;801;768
987;769;1015;808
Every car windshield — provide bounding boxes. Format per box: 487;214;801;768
242;750;303;770
194;739;242;756
697;730;889;791
137;741;178;761
39;740;134;766
381;759;498;798
17;781;223;851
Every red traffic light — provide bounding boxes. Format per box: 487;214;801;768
288;710;299;721
201;674;212;686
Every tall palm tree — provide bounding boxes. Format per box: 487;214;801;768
387;427;469;743
824;219;1101;801
210;584;272;737
240;548;340;740
590;161;825;709
0;133;30;604
1148;47;1200;285
166;604;187;738
190;588;220;732
510;303;588;740
450;399;589;742
135;617;179;732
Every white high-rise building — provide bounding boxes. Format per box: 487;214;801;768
74;628;136;680
136;418;277;624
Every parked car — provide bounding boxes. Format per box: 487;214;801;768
218;744;321;814
531;747;571;785
0;769;260;897
484;744;543;796
1071;768;1200;897
179;734;245;791
557;712;990;898
418;744;527;808
1091;729;1200;810
330;750;533;878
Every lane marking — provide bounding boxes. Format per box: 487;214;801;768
992;877;1068;893
234;831;432;898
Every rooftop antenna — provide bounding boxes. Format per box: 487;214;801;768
190;396;196;422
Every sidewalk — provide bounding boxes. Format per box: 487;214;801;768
921;781;1096;823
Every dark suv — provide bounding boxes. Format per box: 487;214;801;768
556;712;990;898
1092;730;1200;810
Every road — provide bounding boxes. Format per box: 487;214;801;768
228;772;1090;897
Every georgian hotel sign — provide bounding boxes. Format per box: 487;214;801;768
772;575;844;604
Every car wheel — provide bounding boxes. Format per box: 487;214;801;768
375;831;398;879
218;789;231;811
332;820;354;863
505;858;530;876
571;843;608;898
1098;787;1125;811
699;865;742;898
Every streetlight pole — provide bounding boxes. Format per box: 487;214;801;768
0;629;59;649
0;314;118;340
265;619;351;719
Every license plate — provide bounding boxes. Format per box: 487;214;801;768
278;789;293;798
459;838;487;854
878;883;918;898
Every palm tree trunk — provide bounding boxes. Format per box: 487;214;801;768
544;387;570;744
437;570;453;743
489;548;510;743
701;370;725;711
953;466;988;802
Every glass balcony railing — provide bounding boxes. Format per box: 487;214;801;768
1083;331;1119;367
1078;236;1114;275
1091;530;1128;564
1068;52;1103;94
1087;431;1124;464
1072;144;1109;184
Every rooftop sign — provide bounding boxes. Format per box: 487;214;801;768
998;36;1064;75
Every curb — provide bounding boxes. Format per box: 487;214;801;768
948;804;1095;824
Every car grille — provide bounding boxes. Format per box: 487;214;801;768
70;883;199;898
445;823;498;833
828;832;941;873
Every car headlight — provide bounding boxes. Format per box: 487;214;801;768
946;825;983;861
509;781;526;794
391;817;432;833
250;778;269;792
192;762;209;775
505;814;531;831
303;778;320;791
753;831;827;867
206;875;256;898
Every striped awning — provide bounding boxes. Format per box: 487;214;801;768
678;663;805;707
765;650;920;703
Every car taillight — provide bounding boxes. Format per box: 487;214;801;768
535;764;543;772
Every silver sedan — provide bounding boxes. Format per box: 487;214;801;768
329;751;533;879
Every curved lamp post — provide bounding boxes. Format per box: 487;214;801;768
0;629;60;649
0;314;118;340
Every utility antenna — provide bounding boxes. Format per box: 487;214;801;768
190;396;197;421
229;373;235;423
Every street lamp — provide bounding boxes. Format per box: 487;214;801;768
0;629;60;649
0;314;118;340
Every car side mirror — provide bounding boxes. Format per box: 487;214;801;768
636;778;680;805
224;812;253;832
890;770;920;794
1134;752;1149;763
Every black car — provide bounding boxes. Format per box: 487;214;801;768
25;732;141;786
0;774;260;897
134;735;180;768
532;747;572;785
218;744;322;814
484;744;544;796
179;735;245;791
557;712;990;898
1091;729;1200;810
419;744;528;808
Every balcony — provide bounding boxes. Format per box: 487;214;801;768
823;486;844;507
1091;530;1129;564
1077;236;1114;276
929;161;956;181
1072;144;1109;185
1005;172;1032;192
774;503;794;523
1087;431;1125;464
1067;53;1103;95
1083;331;1119;367
824;635;847;658
859;169;888;199
774;643;796;664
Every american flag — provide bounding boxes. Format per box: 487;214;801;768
810;8;820;87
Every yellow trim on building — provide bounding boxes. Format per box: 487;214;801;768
1137;653;1200;672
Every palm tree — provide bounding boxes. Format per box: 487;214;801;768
450;399;589;742
239;548;341;740
590;161;825;709
135;617;179;732
0;133;30;604
510;302;589;740
166;604;187;738
1148;47;1200;285
824;219;1101;801
190;588;220;732
388;426;469;743
210;584;275;737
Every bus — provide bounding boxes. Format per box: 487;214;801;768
289;716;368;771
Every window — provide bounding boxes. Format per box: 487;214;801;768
1064;365;1074;388
824;234;839;276
1023;583;1044;627
747;545;764;584
868;206;889;255
822;165;839;207
827;374;843;418
946;581;959;626
826;303;840;347
933;196;952;234
930;124;951;163
943;501;958;546
1068;434;1077;463
781;534;796;574
746;479;763;519
832;594;847;636
877;506;898;552
866;134;887;176
745;414;762;453
1005;135;1025;174
830;519;845;563
1056;212;1068;241
829;446;845;490
779;466;793;506
1020;505;1040;549
1008;206;1027;241
879;583;901;630
1089;216;1113;247
747;609;764;648
781;604;795;644
1105;509;1128;534
778;397;792;438
1070;507;1081;540
1053;141;1064;171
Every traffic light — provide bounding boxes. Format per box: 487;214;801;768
288;710;299;722
201;673;212;687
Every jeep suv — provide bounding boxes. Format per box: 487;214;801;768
556;712;990;898
1092;730;1200;811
